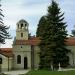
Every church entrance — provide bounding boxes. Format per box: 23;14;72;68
24;57;27;69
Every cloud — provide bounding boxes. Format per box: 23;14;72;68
2;1;49;40
1;39;13;48
22;0;50;6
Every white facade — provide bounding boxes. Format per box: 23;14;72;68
13;45;31;69
0;54;13;71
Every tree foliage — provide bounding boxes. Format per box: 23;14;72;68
0;1;10;44
36;0;70;69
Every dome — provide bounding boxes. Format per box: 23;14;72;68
17;19;28;25
16;19;29;29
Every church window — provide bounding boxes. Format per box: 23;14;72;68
21;33;23;37
0;58;2;64
21;46;22;48
17;55;21;64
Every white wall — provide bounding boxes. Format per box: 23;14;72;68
13;45;31;69
0;54;13;71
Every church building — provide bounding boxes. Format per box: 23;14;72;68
0;19;75;71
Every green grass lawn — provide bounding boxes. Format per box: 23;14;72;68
22;70;75;75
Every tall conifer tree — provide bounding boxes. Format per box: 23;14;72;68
0;0;10;44
36;0;70;69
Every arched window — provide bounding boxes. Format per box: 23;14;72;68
21;33;23;37
17;55;21;64
25;24;27;26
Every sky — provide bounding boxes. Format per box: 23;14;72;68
0;0;75;48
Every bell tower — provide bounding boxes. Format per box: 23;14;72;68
16;19;29;40
13;19;32;70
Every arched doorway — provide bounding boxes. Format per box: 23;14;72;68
24;57;27;69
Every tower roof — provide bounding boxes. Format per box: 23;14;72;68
0;48;13;57
17;19;28;24
66;37;75;46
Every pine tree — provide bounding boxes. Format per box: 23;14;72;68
0;1;10;44
36;16;47;37
36;16;52;69
36;0;70;69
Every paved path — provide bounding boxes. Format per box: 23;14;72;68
58;68;75;71
4;70;29;75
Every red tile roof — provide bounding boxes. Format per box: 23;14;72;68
65;37;75;46
15;37;75;46
15;37;40;45
0;48;13;57
0;37;75;57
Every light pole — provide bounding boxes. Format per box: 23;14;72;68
58;62;62;71
51;62;53;71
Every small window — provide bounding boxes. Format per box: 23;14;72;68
21;46;22;48
0;58;2;64
17;55;21;64
21;33;23;37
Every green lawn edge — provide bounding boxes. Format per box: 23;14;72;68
21;70;75;75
